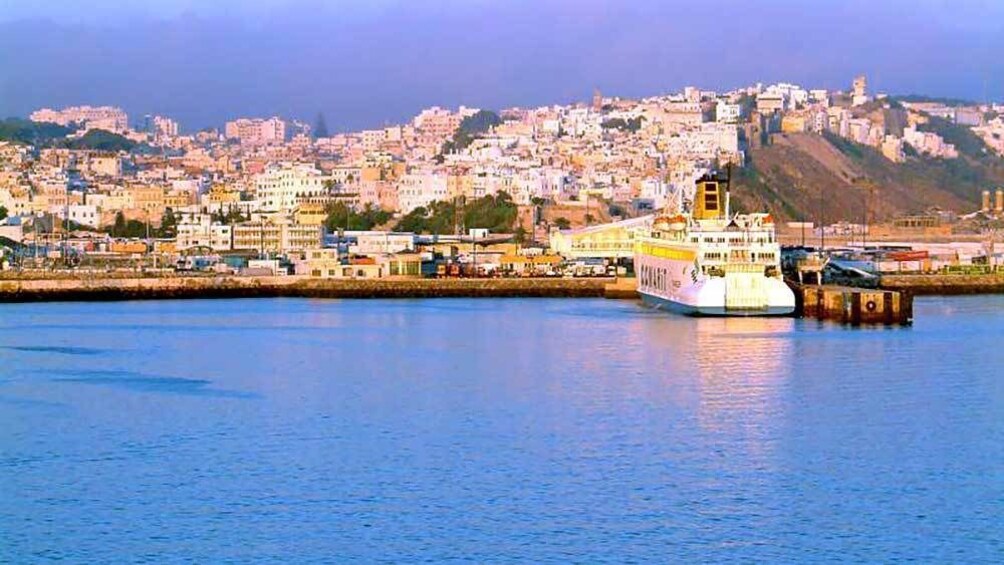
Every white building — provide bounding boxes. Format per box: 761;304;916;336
974;118;1004;156
151;115;179;138
347;231;415;255
662;102;704;126
254;163;328;213
30;106;128;132
715;102;741;124
661;123;740;161
177;215;234;251
224;117;287;146
361;129;387;151
903;126;958;159
397;171;449;213
67;204;100;228
412;107;462;139
756;92;786;113
809;89;830;105
85;155;122;178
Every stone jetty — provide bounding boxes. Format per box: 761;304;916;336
0;276;621;303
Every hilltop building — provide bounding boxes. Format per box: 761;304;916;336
30;106;129;132
852;75;870;106
225;117;287;146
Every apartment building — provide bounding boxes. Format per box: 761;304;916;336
224;117;287;146
177;215;235;251
413;107;462;139
253;163;328;213
232;221;322;253
715;102;742;124
397;171;449;213
146;115;179;138
30;106;129;132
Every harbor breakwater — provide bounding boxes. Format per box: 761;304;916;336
880;274;1004;295
0;276;619;303
2;273;999;305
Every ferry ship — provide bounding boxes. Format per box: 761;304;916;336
634;172;795;316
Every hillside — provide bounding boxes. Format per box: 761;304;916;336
0;120;137;152
0;118;76;145
731;132;1003;222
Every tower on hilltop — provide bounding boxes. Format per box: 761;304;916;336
852;75;867;98
851;75;869;107
592;88;603;111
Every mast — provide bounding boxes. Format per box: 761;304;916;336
723;162;732;220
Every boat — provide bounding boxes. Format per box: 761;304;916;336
633;171;795;316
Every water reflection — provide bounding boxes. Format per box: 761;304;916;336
1;298;1002;562
692;317;795;463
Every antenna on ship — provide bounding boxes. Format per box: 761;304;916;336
724;162;732;219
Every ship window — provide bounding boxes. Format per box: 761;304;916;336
704;192;718;211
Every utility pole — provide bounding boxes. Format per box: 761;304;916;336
145;209;151;271
63;176;69;268
864;184;874;250
818;183;825;256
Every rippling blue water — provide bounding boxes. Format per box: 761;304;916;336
1;297;1003;562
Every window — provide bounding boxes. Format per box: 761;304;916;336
704;192;718;211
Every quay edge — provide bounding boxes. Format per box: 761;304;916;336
0;276;620;303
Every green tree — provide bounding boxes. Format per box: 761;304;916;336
395;206;432;234
159;207;178;238
227;208;246;223
212;207;247;224
0;118;76;145
314;112;329;138
554;217;571;230
64;129;136;152
112;211;126;236
438;110;503;157
462;191;517;232
0;205;7;221
108;212;148;238
393;192;518;235
600;116;643;133
128;220;148;238
324;202;391;232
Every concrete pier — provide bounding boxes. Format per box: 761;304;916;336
0;275;618;303
793;283;913;325
603;277;639;299
880;273;1004;295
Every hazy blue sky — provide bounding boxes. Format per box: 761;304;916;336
1;0;1002;132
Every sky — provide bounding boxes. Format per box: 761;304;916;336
1;0;1002;133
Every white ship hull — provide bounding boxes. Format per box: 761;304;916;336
634;172;794;316
634;248;795;317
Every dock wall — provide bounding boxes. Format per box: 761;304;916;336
880;274;1004;295
0;276;618;303
793;283;913;325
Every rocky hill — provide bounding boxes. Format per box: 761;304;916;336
731;130;1004;222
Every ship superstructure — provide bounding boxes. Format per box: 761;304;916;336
634;172;795;316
